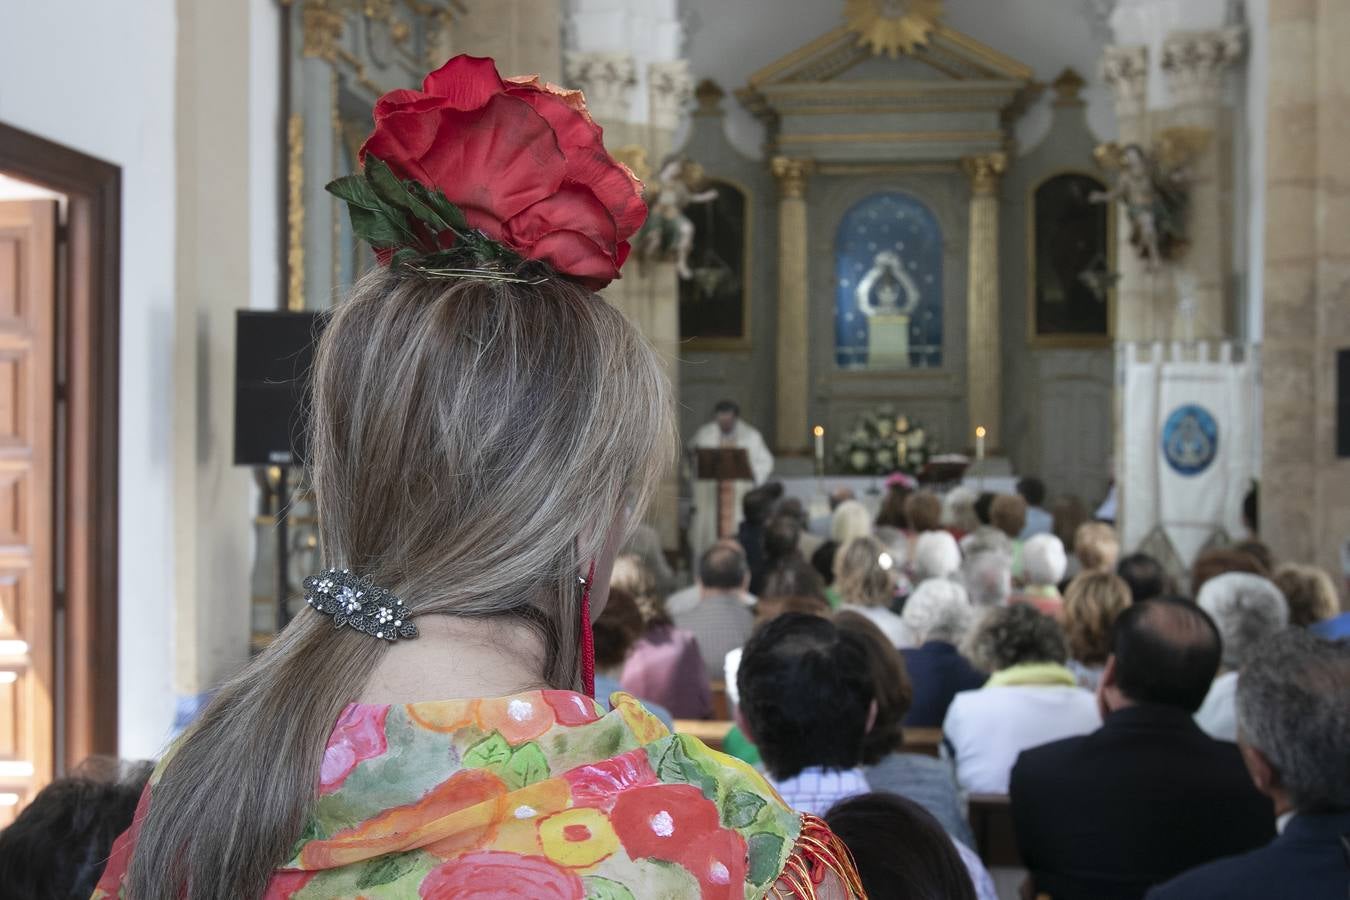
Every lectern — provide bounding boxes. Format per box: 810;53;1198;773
695;447;754;539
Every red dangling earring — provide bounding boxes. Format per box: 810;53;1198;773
580;561;597;698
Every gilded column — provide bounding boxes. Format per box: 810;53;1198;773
1161;28;1244;340
770;156;814;453
1100;45;1152;342
960;152;1005;454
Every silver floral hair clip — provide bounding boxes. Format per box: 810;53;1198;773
303;568;418;642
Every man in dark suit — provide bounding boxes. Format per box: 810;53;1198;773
1147;629;1350;900
1009;599;1274;900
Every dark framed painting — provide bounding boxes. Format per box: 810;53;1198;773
678;177;750;349
1028;171;1114;346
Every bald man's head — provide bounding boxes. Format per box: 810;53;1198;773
1111;599;1223;712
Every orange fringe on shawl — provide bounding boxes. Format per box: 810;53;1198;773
772;813;867;899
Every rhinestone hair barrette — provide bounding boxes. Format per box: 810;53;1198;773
303;568;419;642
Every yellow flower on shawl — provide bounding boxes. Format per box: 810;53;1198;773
609;691;668;745
537;807;621;868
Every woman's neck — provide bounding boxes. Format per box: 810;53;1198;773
356;614;552;704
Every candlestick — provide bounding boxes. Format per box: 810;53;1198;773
975;425;986;461
812;425;825;476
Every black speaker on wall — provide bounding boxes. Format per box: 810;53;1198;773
233;310;326;466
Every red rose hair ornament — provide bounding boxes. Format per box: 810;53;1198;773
326;55;647;290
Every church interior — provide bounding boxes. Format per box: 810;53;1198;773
1;0;1348;896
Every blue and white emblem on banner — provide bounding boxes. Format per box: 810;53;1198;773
1161;404;1219;476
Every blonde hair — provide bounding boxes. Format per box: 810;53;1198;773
1074;521;1120;571
1063;571;1132;664
835;535;896;608
127;268;674;899
1272;563;1339;627
612;552;667;626
830;499;873;546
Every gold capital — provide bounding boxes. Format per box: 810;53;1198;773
301;3;345;61
286;115;306;312
961;152;1006;195
771;156;815;199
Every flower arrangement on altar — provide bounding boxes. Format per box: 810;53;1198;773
834;404;932;475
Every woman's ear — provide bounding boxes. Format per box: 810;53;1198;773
864;699;879;735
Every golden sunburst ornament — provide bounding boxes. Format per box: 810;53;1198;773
844;0;944;58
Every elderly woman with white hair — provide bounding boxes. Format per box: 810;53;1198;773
1195;572;1289;741
912;530;961;584
1012;533;1069;620
961;550;1013;608
899;578;987;726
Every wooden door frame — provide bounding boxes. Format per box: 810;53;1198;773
0;120;120;767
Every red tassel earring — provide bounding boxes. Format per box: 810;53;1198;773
580;561;597;697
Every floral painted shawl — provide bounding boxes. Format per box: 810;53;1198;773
94;691;862;899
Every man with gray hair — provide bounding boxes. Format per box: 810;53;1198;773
1195;573;1289;741
899;578;986;726
1147;629;1350;899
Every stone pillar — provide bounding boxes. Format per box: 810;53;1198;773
647;59;691;160
770;156;814;454
563;52;637;126
1262;0;1350;591
1101;45;1153;342
961;152;1005;453
1161;28;1244;340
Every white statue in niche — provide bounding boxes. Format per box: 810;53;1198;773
855;250;919;317
855;249;920;368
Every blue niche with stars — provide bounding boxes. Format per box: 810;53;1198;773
834;192;944;369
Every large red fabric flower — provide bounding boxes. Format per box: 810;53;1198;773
679;827;749;900
360;55;646;289
609;783;721;862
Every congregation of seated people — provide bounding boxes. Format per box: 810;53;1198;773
3;476;1348;899
601;477;1349;899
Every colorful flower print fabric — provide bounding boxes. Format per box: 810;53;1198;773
94;690;861;899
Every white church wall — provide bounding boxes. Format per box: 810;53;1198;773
0;0;179;758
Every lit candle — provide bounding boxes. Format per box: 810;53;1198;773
975;426;986;461
813;425;825;469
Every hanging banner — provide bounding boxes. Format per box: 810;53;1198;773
1120;343;1257;572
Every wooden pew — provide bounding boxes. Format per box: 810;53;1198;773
710;680;730;721
674;719;732;751
901;727;944;758
967;793;1023;868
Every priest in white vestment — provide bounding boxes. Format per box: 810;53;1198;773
689;400;774;559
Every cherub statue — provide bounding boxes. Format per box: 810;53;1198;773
640;156;718;279
1092;130;1206;269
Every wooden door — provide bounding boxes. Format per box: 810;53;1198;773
0;200;57;825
